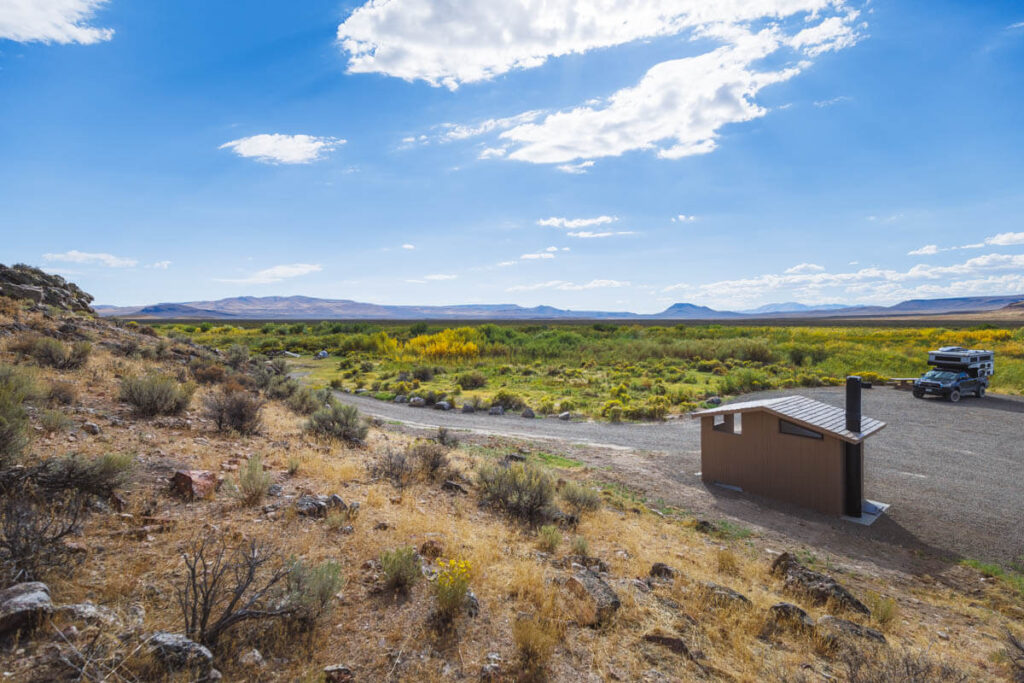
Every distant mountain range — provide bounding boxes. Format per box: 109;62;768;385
93;293;1024;321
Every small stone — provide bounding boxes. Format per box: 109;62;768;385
643;632;692;658
324;664;354;682
374;521;390;531
170;470;220;501
765;602;815;633
409;397;427;407
816;615;886;645
521;407;535;418
488;405;504;416
267;484;283;496
419;539;443;559
649;562;677;580
936;630;949;641
434;401;452;411
442;480;468;495
238;648;263;668
0;582;52;637
148;632;213;675
694;519;715;534
82;421;100;435
558;411;571;421
566;569;620;626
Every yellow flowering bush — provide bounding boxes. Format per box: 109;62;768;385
435;558;471;616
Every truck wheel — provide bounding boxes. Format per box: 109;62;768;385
912;389;925;399
948;390;961;403
976;387;985;398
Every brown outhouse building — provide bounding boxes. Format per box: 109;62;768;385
692;379;885;517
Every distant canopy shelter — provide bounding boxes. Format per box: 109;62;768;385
691;379;885;517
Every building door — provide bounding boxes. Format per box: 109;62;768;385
843;442;863;517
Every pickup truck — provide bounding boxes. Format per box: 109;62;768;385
912;369;987;402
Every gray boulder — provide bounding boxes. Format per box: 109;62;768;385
488;405;504;416
765;602;815;633
706;396;722;406
703;582;751;608
461;403;475;414
816;615;886;645
521;407;535;418
393;395;408;403
295;495;329;518
434;401;452;411
147;631;214;675
649;563;677;580
0;582;52;637
409;397;427;407
558;411;571;421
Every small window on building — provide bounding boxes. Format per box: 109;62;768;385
779;419;822;439
712;413;742;435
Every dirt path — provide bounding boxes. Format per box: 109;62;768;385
330;386;1024;570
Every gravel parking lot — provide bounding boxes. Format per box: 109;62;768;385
331;386;1024;567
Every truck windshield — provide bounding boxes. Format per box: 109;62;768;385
922;370;958;382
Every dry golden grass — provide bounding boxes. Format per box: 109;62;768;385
0;310;1019;681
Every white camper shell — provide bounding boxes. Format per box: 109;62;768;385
926;346;994;378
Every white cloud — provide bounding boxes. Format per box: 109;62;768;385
537;215;616;229
401;244;415;250
219;134;344;164
908;245;939;256
662;252;1024;308
424;273;457;280
567;230;635;238
42;250;136;268
1007;21;1024;30
520;252;555;260
813;95;852;108
507;279;630;292
217;263;322;285
496;261;516;267
984;231;1024;246
672;214;697;222
556;161;594;174
148;260;172;270
545;246;558;252
478;147;507;160
0;0;113;44
337;0;855;90
439;111;544;141
784;263;825;274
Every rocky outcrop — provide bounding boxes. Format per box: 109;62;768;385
702;582;752;608
770;552;869;615
0;582;52;637
815;615;886;646
0;264;94;313
566;569;620;626
147;631;215;675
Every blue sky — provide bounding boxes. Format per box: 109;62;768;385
1;0;1023;313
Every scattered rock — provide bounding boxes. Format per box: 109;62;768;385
706;396;722;406
461;403;475;414
0;582;52;637
649;563;677;580
147;632;214;675
770;552;869;615
488;405;504;416
442;480;468;495
295;495;329;518
765;602;815;634
694;519;715;534
643;632;693;658
435;401;452;411
465;589;480;618
238;648;264;668
82;421;101;435
419;539;444;559
480;652;501;680
632;579;652;593
566;569;620;626
504;453;526;463
936;630;949;641
340;525;354;535
323;664;354;682
267;484;283;497
393;395;408;404
328;494;347;510
703;582;751;608
558;411;572;421
815;615;886;646
374;521;390;531
521;407;535;418
57;602;121;627
409;397;427;407
170;470;220;501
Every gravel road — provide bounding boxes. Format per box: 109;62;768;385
331;386;1024;567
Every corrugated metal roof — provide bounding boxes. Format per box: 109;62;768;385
691;395;886;444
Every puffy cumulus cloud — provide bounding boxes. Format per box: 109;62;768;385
42;250;136;268
355;1;864;164
985;232;1024;246
662;252;1024;308
537;215;616;229
219;134;344;164
0;0;113;44
908;244;939;256
337;0;849;90
217;264;322;285
507;279;630;292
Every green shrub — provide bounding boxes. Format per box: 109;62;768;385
477;461;555;524
289;558;344;623
306;403;368;443
29;338;91;370
266;375;300;400
537;524;561;553
561;481;601;516
119;374;194;416
225;344;250;369
286;386;323;415
232;455;272;506
40;409;72;434
0;365;36;464
203;386;263;435
456;371;487;389
47;381;77;405
409;441;449;480
380;546;420;593
490;390;526;411
571;535;589;557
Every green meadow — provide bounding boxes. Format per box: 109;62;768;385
156;321;1024;420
